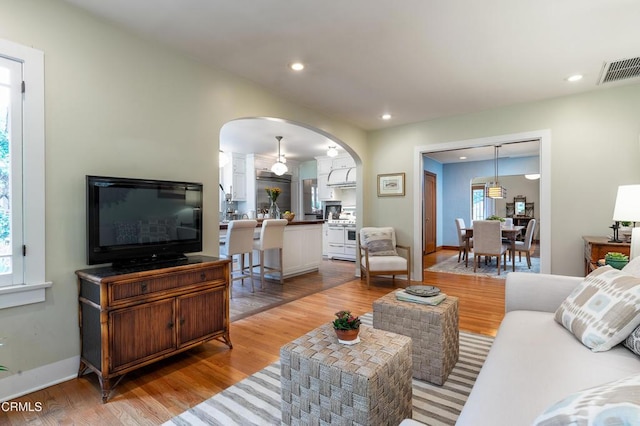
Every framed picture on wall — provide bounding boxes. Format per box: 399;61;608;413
377;173;405;197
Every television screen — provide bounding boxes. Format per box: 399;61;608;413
86;175;203;266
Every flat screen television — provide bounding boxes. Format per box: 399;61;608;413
86;175;203;267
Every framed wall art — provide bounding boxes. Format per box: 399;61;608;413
377;173;405;197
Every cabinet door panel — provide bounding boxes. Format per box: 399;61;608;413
177;286;226;347
109;299;175;372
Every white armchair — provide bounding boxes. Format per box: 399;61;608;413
357;227;411;288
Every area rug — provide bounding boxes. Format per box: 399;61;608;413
426;254;540;279
164;313;494;426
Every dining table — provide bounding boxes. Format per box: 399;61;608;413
461;225;525;271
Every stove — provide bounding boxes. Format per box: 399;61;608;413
327;220;357;261
327;219;356;226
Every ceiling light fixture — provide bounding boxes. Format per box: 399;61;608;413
459;156;467;160
525;173;541;180
290;62;305;71
327;145;339;157
487;145;507;199
219;150;230;168
271;136;288;176
567;74;583;82
381;113;392;120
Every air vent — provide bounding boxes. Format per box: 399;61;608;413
598;57;640;84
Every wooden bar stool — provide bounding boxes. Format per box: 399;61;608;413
221;219;257;297
252;219;288;288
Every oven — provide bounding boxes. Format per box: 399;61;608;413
327;223;356;261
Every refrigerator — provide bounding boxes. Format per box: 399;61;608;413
302;179;322;220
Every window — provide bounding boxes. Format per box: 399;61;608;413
0;38;49;309
471;184;486;221
0;55;24;286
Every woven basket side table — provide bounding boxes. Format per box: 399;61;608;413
280;323;413;425
373;292;459;385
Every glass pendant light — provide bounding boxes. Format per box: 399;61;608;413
271;136;288;176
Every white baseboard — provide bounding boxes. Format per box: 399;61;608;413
0;355;79;402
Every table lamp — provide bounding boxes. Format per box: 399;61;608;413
610;184;640;243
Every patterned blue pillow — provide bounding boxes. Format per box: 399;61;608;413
533;373;640;425
624;325;640;357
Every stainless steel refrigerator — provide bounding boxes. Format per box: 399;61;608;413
302;178;322;220
255;170;292;214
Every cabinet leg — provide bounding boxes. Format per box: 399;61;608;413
217;332;233;349
77;360;88;378
98;376;112;404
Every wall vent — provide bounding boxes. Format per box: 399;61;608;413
598;57;640;84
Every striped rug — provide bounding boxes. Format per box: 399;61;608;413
164;313;494;426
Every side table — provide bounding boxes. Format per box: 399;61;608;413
373;292;459;385
280;323;413;425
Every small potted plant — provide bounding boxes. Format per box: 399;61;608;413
605;252;629;270
332;310;361;342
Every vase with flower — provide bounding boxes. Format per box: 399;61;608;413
265;186;282;219
332;310;361;343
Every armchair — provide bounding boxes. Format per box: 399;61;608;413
357;227;411;288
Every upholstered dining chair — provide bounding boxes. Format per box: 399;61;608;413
357;227;411;288
472;220;508;275
221;219;257;297
252;219;288;288
514;218;537;268
455;218;473;263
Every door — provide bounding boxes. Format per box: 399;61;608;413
423;171;437;254
109;299;175;372
177;286;226;347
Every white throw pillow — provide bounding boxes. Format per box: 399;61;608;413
533;373;640;426
623;255;640;278
361;229;398;256
554;266;640;352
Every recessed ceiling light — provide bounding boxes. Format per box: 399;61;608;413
567;74;583;82
381;113;392;120
459;156;467;160
290;62;305;71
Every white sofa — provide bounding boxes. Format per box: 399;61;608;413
456;271;640;425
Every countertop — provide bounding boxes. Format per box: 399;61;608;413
219;219;325;229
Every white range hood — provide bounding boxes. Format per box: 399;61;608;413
327;167;356;187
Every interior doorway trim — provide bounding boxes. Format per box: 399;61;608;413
412;129;551;281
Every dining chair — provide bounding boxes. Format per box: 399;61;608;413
221;219;257;297
455;218;473;263
514;219;537;268
252;219;288;288
472;220;508;275
357;227;411;288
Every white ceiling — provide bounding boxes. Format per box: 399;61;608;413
63;0;640;161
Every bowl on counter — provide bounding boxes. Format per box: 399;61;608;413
283;212;295;222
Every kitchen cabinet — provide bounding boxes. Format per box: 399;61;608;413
223;153;247;201
332;154;355;169
316;156;338;201
76;256;231;402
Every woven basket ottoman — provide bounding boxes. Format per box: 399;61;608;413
280;323;413;425
373;292;459;385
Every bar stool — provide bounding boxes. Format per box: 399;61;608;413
221;219;257;297
252;219;288;288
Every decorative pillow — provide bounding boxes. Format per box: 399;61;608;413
533;373;640;426
361;229;398;256
554;266;640;352
623;256;640;278
624;324;640;357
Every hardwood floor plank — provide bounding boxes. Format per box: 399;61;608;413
0;251;505;424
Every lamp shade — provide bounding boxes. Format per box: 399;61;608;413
612;184;640;222
487;185;507;199
271;161;288;176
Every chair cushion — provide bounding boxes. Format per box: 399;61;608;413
554;266;640;352
361;228;398;256
366;256;407;272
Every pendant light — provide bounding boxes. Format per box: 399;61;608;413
327;145;339;157
487;145;507;199
271;136;288;176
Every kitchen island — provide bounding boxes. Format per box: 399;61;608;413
219;220;324;279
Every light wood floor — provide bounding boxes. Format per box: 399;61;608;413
1;249;505;425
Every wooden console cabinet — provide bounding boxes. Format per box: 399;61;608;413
583;236;630;276
76;255;232;402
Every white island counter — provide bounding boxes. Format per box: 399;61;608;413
219;220;323;278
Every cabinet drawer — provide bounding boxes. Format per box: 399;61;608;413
109;267;225;305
